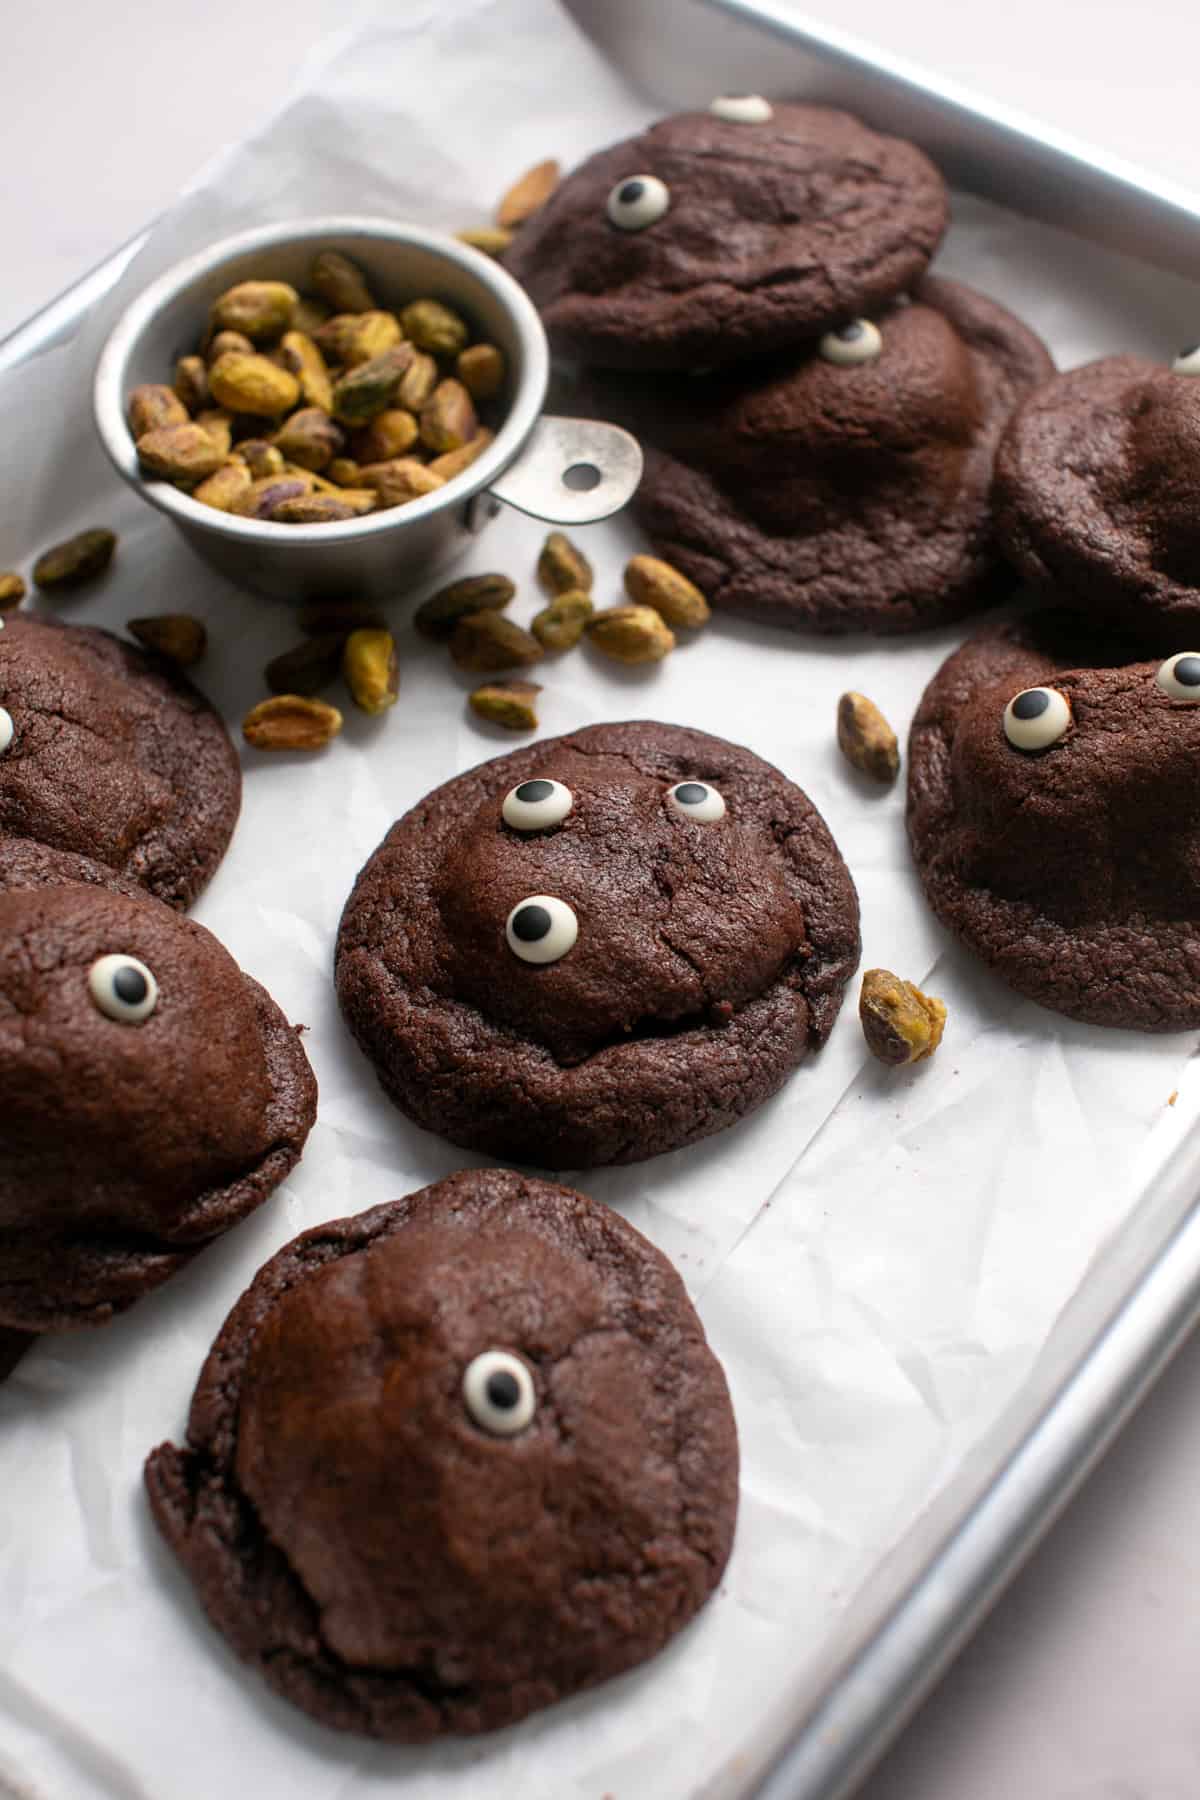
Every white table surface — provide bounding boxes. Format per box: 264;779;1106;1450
6;3;1200;1796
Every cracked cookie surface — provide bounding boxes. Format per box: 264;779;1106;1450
907;610;1200;1029
504;103;948;370
0;612;239;908
144;1167;739;1740
335;721;859;1167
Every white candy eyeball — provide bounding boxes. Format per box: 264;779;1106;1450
818;319;884;366
666;780;726;822
606;175;671;232
1171;344;1200;376
462;1349;536;1436
1003;686;1072;751
1155;652;1200;702
0;707;12;755
87;953;159;1023
502;778;573;831
505;895;578;964
709;94;773;123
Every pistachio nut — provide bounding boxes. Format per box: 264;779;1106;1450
343;627;400;715
194;409;234;458
859;969;946;1065
623;555;711;629
242;693;343;751
331;344;415;425
128;384;188;439
353;407;419;463
531;587;593;651
456;342;506;402
265;634;347;696
231;476;312;519
210;279;298;343
272;406;344;472
537;530;593;595
469;679;541;731
172;355;209;414
358;457;445;507
208;352;301;418
419;379;478;453
397;350;438;412
340;310;404;368
205;329;254;366
136;423;228;485
497;158;560;228
585;604;675;664
126;613;207;667
272;495;359;524
414;571;515;640
234;438;286;479
326;457;362;486
32;528;117;592
0;572;26;612
192;457;253;512
837;691;900;784
280;330;334;413
310;249;375;315
454;226;515;258
400;298;469;357
426;427;495;481
449;611;544;673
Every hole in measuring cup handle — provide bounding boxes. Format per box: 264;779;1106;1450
484;416;643;525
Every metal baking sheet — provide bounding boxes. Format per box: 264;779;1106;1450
3;7;1200;1800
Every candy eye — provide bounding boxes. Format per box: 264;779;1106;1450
709;94;774;123
1171;344;1200;376
606;175;671;231
1155;652;1200;702
818;320;884;367
502;778;573;831
666;780;726;822
1003;687;1072;751
462;1349;536;1436
87;954;159;1023
0;707;12;755
505;895;578;964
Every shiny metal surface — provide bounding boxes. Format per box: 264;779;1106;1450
92;216;641;603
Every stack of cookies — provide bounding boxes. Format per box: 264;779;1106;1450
505;97;1054;634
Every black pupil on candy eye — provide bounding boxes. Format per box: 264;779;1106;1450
1174;656;1200;686
112;965;148;1005
835;322;865;341
486;1370;520;1410
618;180;645;205
515;779;553;802
512;904;552;942
1012;690;1051;720
675;782;708;805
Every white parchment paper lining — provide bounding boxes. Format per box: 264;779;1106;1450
2;4;1199;1796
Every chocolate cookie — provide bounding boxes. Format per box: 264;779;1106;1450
0;611;240;908
993;351;1200;639
0;881;317;1333
582;276;1054;634
145;1168;738;1739
504;100;948;370
335;721;859;1167
907;610;1200;1029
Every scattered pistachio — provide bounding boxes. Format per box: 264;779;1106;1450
33;528;117;592
280;330;334;413
127;613;207;667
173;355;209;414
401;298;469;357
837;691;900;785
265;634;347;696
397;351;438;412
358;457;445;507
310;249;375;315
137;423;227;485
210;279;297;342
531;587;593;651
427;426;495;481
205;328;254;366
128;384;188;438
469;679;541;731
859;969;946;1066
537;530;593;595
455;225;515;258
450;611;544;673
332;345;415;425
209;352;300;417
234;438;286;479
353;408;419;463
624;554;710;629
0;573;26;612
231;476;312;519
456;342;506;402
419;379;477;453
414;572;516;640
193;458;253;512
271;495;359;524
497;158;560;228
585;604;675;664
272;407;344;472
298;600;387;636
343;627;400;715
243;693;343;751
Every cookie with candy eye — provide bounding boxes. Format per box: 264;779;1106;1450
0;611;239;909
907;610;1200;1030
994;353;1200;639
144;1167;738;1739
335;720;859;1167
579;276;1054;634
0;881;316;1334
503;102;948;370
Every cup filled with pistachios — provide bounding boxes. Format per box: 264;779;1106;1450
94;218;642;603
